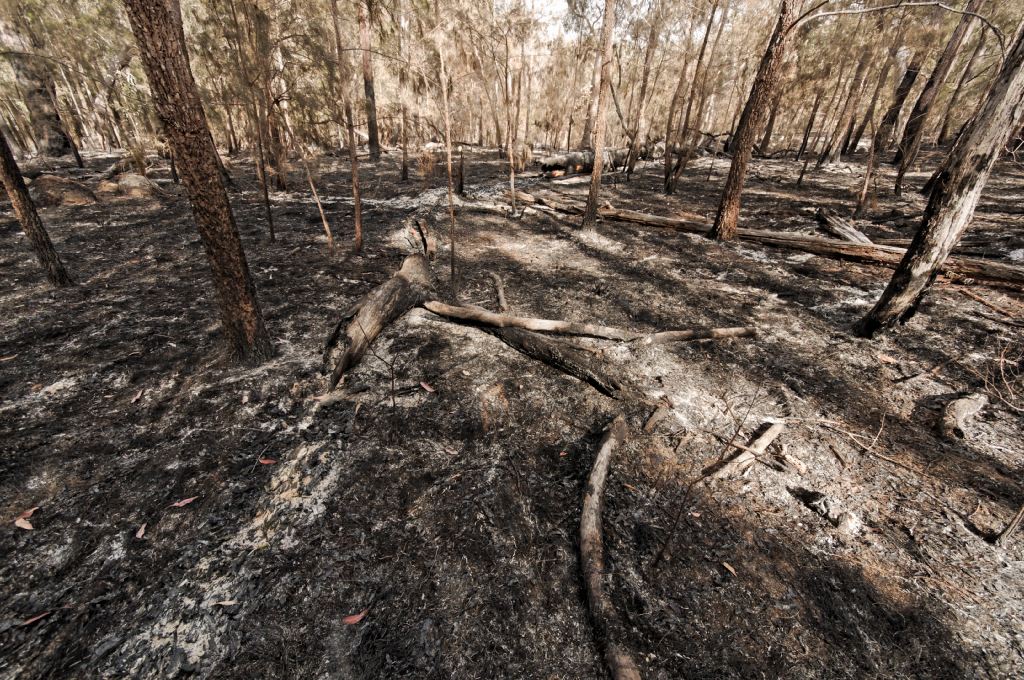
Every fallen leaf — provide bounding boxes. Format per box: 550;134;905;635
0;354;18;362
258;458;277;465
559;450;568;457
169;496;198;508
135;523;147;539
342;608;369;625
212;600;239;607
877;353;899;365
20;611;50;626
420;382;435;393
18;507;38;519
689;512;702;518
131;389;145;404
722;562;737;577
15;517;33;530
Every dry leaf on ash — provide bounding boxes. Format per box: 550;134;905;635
342;608;369;625
136;523;147;539
169;496;198;508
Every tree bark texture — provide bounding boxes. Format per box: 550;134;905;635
358;0;381;161
123;0;273;363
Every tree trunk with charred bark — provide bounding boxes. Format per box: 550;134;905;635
857;21;1024;338
123;0;272;364
709;0;794;241
0;127;72;286
581;0;617;229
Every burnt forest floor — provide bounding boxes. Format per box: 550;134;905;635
1;145;1023;679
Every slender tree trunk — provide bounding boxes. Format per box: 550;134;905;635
580;31;603;150
937;31;986;146
626;8;661;177
894;0;981;183
796;87;824;159
581;0;617;228
663;50;690;193
759;86;783;155
438;47;458;296
345;102;363;253
818;49;869;167
0;127;72;286
874;50;922;153
857;21;1024;338
122;0;272;363
358;0;381;161
670;0;719;186
847;51;895;155
709;0;794;241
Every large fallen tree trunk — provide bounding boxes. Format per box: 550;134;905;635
324;254;432;390
580;415;641;680
597;207;1024;288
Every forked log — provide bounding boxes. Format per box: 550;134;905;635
324;254;432;390
580;415;641;680
815;207;873;244
597;207;1024;288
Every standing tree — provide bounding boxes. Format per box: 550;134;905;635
709;0;794;241
122;0;272;363
581;0;617;229
359;0;381;161
856;19;1024;338
0;125;72;286
893;0;982;193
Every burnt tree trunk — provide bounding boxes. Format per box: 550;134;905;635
358;0;381;161
893;0;981;187
856;21;1024;338
0;127;72;286
709;0;794;241
873;51;922;153
581;0;617;229
123;0;273;363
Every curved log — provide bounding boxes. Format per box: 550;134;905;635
580;415;640;680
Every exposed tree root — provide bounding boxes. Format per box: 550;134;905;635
580;415;641;680
324;254;432;390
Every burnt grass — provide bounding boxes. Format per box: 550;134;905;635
1;146;1023;679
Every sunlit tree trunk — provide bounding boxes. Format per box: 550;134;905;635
122;0;272;363
709;0;794;241
873;50;922;153
857;21;1024;338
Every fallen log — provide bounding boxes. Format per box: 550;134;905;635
596;207;1024;288
712;422;786;479
324;254;432;390
489;272;509;313
422;300;755;345
580;415;641;680
815;207;872;244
